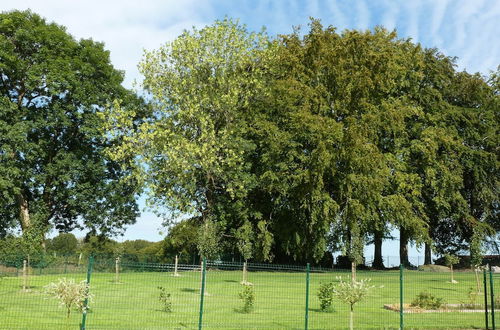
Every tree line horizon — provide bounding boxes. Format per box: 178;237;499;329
0;10;498;269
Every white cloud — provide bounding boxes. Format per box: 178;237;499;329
2;0;211;88
354;0;370;30
380;0;399;31
428;0;450;48
326;1;348;30
403;1;421;42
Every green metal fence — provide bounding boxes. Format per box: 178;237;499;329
0;255;498;329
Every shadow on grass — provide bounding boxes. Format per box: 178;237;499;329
233;307;254;314
309;308;334;313
180;288;198;293
224;280;239;283
429;287;458;291
17;285;42;290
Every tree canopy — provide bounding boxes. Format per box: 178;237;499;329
104;18;498;266
0;10;143;244
6;11;496;267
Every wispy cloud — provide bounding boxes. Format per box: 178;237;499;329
354;0;371;30
3;0;212;87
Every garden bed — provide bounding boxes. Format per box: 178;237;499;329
384;303;500;313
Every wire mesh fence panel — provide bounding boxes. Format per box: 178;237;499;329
84;261;200;329
2;255;497;329
200;261;307;329
308;269;401;329
492;271;499;328
402;268;486;329
0;256;88;329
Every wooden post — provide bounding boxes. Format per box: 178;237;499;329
173;255;180;276
241;261;248;284
22;259;27;291
115;256;120;283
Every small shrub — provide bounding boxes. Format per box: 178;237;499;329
158;286;172;312
333;277;374;330
45;278;92;318
466;287;479;307
317;282;335;312
238;284;255;313
411;291;444;310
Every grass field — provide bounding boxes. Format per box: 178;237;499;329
0;265;498;329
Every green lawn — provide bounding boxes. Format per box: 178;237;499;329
0;267;498;329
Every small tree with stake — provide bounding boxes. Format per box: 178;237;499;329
470;232;483;292
45;278;92;318
444;254;460;283
196;219;220;295
333;277;374;330
235;221;254;284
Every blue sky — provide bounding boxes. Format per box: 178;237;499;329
2;0;499;260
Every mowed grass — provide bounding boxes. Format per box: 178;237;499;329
0;267;498;329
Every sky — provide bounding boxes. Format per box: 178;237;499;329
1;0;499;262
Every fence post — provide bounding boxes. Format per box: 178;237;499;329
400;264;404;330
80;256;94;330
490;265;496;330
115;256;120;283
485;268;490;330
198;258;207;330
173;255;180;276
304;263;310;330
22;259;27;291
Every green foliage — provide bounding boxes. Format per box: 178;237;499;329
197;219;221;260
469;232;483;268
45;278;92;318
47;233;78;255
333;277;374;330
410;291;444;310
317;282;335;312
238;284;255;313
235;220;254;261
0;10;141;239
464;287;479;307
105;18;276;261
333;277;374;311
101;16;498;264
443;254;460;268
79;236;118;257
157;286;172;313
161;219;199;263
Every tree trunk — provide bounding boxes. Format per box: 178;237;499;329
424;242;432;265
372;230;385;269
474;267;480;292
351;261;356;283
17;193;31;232
349;307;354;330
241;261;248;284
399;228;410;267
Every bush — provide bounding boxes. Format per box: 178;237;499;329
158;286;172;312
238;284;255;313
411;291;444;310
317;282;335;312
45;278;92;318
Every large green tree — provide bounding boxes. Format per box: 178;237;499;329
105;19;276;260
0;10;141;243
259;23;429;269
